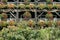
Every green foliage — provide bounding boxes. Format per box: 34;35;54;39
0;14;2;19
0;27;60;40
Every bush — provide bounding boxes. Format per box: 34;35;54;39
0;27;60;40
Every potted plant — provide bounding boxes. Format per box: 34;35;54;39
18;3;25;9
56;21;60;28
1;21;8;28
37;3;46;10
47;4;53;10
38;20;45;29
29;3;35;9
0;4;3;9
23;11;31;20
53;4;57;9
45;12;53;20
1;13;8;21
0;3;6;9
0;13;8;28
28;19;35;28
7;4;16;9
7;20;17;30
55;3;60;9
47;20;53;27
